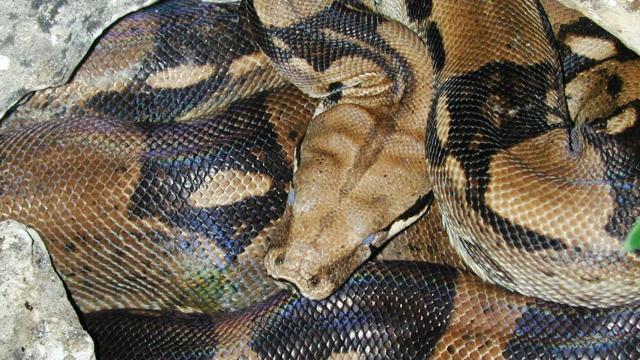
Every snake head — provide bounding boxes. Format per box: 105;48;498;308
264;195;389;300
263;103;430;300
265;189;432;300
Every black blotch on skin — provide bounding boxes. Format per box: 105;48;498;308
588;100;640;241
460;239;515;285
504;301;640;358
406;0;431;22
557;16;638;82
556;17;607;82
85;1;252;123
606;74;623;98
558;17;638;62
77;261;640;359
250;261;458;360
327;82;343;103
83;262;458;359
128;91;292;260
426;86;447;167
294;138;303;170
268;3;381;73
63;242;76;253
83;310;218;359
287;130;298;141
248;1;412;96
558;17;605;40
390;192;434;225
500;220;567;251
433;61;570;251
558;49;597;83
426;22;445;74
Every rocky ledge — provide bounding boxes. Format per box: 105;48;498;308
0;221;95;360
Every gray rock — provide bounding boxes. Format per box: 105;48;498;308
557;0;640;55
0;0;158;119
0;220;95;360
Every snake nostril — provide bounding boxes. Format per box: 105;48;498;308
309;275;320;287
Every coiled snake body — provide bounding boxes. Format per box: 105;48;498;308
1;0;640;358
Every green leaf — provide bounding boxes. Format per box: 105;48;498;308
624;220;640;252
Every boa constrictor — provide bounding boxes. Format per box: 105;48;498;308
1;0;639;358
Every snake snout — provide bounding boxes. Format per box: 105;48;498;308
264;246;336;300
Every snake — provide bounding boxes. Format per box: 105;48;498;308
1;0;640;358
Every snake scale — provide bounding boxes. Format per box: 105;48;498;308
1;0;640;358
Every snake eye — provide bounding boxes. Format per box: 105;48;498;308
287;190;296;205
274;254;285;266
309;275;320;287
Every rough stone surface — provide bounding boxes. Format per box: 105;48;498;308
557;0;640;55
0;220;95;360
0;0;158;119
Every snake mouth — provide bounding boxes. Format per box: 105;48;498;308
264;248;339;300
264;241;373;300
269;271;337;301
266;263;337;300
